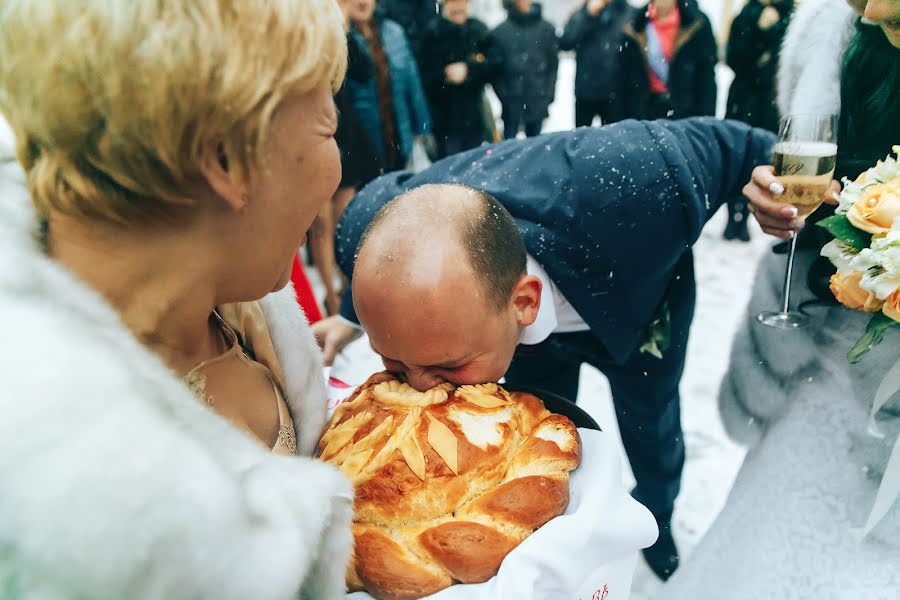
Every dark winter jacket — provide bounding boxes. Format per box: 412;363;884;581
380;0;438;55
492;3;559;122
621;0;718;119
335;118;775;364
559;0;635;102
725;0;793;132
347;15;432;166
336;32;383;188
419;16;500;138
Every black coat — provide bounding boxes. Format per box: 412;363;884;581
336;118;775;364
492;4;559;122
379;0;438;55
620;0;718;119
559;0;635;102
336;33;383;188
725;0;793;132
419;17;500;138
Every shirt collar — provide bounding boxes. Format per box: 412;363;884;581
518;255;558;346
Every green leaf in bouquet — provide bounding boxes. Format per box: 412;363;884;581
848;312;900;364
816;215;872;251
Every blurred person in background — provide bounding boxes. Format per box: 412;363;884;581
420;0;501;157
309;0;384;316
721;0;794;242
380;0;440;57
560;0;636;128
492;0;559;139
347;0;432;171
620;0;718;120
0;1;355;597
663;0;900;596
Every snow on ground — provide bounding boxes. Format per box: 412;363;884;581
310;3;772;594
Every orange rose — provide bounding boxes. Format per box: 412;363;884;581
883;288;900;323
830;272;885;312
847;179;900;235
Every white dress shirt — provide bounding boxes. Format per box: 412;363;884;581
519;254;590;345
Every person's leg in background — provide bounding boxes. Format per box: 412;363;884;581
598;262;696;581
597;96;625;127
440;128;484;158
330;185;357;292
307;197;340;315
723;196;751;242
501;102;522;140
523;118;543;137
574;97;600;128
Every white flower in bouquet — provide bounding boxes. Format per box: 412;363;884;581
854;217;900;302
835;147;900;217
821;238;860;273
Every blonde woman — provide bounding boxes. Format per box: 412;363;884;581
0;1;354;598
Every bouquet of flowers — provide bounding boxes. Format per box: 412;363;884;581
819;146;900;363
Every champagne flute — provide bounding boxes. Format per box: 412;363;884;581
756;114;838;330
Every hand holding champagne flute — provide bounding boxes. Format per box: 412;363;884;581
755;114;838;330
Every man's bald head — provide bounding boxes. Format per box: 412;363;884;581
356;184;527;311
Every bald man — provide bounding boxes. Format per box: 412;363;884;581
313;117;776;579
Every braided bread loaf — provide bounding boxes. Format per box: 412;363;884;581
317;372;582;600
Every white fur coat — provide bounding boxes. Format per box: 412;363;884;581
0;124;353;599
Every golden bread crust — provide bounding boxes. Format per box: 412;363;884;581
317;373;582;599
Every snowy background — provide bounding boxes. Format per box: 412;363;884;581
315;1;770;597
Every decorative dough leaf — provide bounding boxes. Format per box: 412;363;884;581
457;386;510;409
340;448;374;480
399;434;427;481
427;413;459;475
374;381;453;407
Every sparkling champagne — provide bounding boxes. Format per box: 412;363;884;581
773;141;838;218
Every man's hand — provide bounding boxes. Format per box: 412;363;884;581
311;315;363;366
445;62;468;85
758;5;780;30
744;165;840;239
587;0;609;17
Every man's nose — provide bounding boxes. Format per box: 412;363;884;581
405;369;446;392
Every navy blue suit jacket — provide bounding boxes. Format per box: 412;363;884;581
336;118;775;365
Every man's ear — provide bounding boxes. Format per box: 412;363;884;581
510;274;542;327
198;142;247;212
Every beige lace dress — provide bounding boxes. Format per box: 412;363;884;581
185;311;297;456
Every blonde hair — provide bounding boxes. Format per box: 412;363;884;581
0;0;347;224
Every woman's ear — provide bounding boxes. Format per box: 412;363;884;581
199;142;247;212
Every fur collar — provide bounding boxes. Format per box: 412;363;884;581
777;0;857;117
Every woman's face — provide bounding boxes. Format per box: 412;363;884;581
348;0;376;23
228;84;341;299
443;0;470;24
863;0;900;48
514;0;533;13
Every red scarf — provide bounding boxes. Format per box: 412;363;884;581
647;4;681;94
